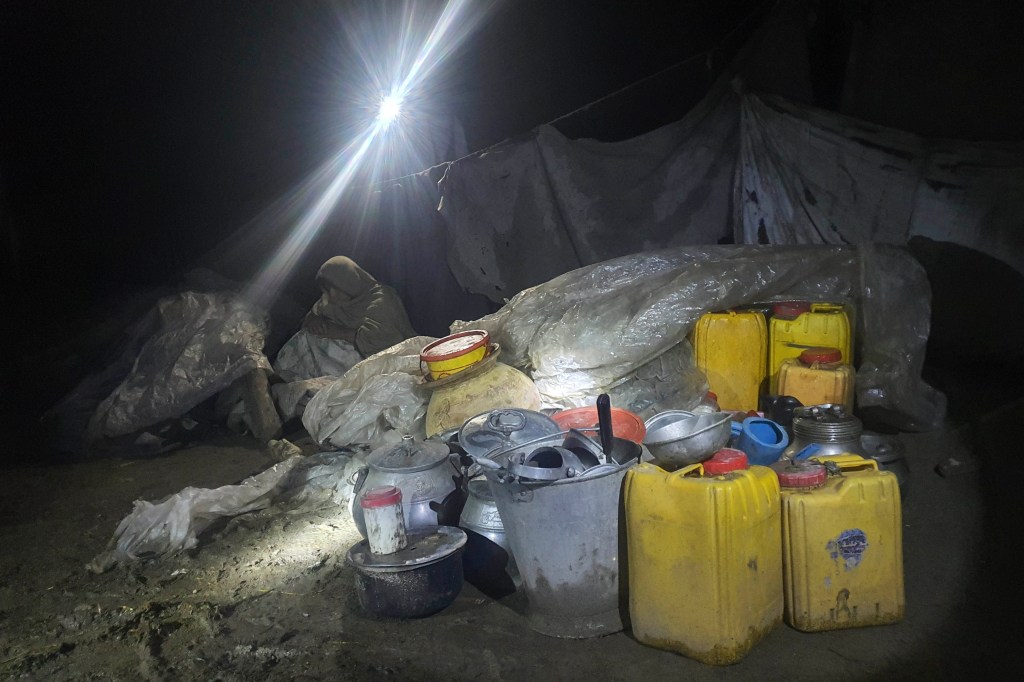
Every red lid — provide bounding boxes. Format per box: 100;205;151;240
420;330;490;363
550;406;647;444
706;391;718;401
360;485;402;509
776;463;828;488
702;448;749;475
799;347;843;364
772;301;811;319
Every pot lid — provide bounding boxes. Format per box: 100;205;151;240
368;436;452;473
346;526;467;571
458;408;560;459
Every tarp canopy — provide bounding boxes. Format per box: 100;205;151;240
437;82;1024;303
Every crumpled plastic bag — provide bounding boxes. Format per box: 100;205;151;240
88;457;303;573
88;450;365;573
273;329;362;383
301;336;436;449
88;291;271;439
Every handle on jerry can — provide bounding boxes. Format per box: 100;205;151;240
674;462;705;478
810;454;879;472
809;303;844;313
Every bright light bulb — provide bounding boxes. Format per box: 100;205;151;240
378;93;402;125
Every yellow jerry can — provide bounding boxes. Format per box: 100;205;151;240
624;450;782;665
690;310;767;412
768;302;852;393
776;454;904;632
777;347;856;410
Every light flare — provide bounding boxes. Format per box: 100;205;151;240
244;0;496;307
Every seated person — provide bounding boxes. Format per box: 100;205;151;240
275;257;416;381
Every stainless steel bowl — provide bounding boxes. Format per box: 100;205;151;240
643;411;732;468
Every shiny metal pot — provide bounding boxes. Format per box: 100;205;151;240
353;436;465;538
782;404;865;460
459;478;519;598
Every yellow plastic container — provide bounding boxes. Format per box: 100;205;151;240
768;303;852;393
420;330;490;380
625;451;782;665
690;310;767;412
777;454;904;632
777;347;855;409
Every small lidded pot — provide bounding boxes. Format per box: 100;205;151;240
360;485;408;555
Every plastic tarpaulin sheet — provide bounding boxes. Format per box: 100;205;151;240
438;87;1024;306
438;80;739;301
89;291;271;439
737;93;1024;274
301;336;436;449
451;244;945;430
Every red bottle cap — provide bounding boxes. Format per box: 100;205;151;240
799;347;843;364
772;301;811;319
360;485;403;509
706;391;718;402
702;448;749;475
776;463;828;488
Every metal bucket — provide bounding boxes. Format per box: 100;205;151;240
483;458;634;638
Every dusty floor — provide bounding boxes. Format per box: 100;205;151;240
0;417;1012;681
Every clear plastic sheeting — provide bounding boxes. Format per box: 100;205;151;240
604;340;710;419
301;336;436;449
88;291;271;439
88;456;302;573
452;244;945;430
273;329;362;383
88;450;364;573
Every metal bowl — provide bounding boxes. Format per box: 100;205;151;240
643;411;732;468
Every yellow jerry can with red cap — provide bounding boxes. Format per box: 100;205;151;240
777;346;856;410
768;302;852;393
775;454;904;632
624;449;782;665
690;310;767;412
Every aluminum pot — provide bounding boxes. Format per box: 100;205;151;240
782;404;865;460
459;478;519;598
352;436;465;538
346;527;466;619
643;411;731;468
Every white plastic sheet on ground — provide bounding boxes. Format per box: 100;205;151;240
88;291;271;439
301;336;436;449
88;450;364;573
452;244;945;430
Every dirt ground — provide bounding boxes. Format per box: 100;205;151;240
0;419;1012;681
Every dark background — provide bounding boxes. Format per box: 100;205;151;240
2;0;1024;434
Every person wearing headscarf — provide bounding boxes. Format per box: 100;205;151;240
301;256;416;358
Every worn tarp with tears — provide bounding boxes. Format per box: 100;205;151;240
438;84;1024;303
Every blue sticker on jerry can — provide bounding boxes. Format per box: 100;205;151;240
827;529;868;570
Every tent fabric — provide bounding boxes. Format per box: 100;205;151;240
737;93;1024;273
438;86;1024;303
438;79;740;301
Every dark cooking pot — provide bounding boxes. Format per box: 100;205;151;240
346;526;467;619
